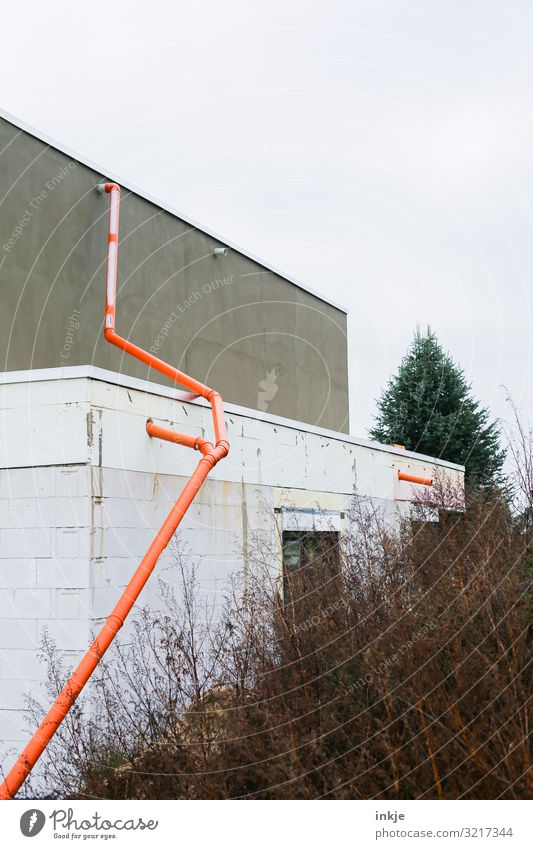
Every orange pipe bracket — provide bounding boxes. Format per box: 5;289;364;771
397;469;433;487
0;182;229;800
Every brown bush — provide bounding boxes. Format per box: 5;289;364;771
21;472;531;801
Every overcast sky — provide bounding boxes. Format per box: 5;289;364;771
2;0;532;438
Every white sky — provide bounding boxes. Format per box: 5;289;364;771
2;0;532;438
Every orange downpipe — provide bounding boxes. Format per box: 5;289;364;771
0;182;229;800
397;469;433;487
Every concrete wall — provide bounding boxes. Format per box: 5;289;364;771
0;368;464;768
0;115;349;432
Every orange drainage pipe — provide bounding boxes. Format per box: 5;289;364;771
397;469;433;487
0;182;229;800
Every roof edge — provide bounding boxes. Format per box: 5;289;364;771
0;365;466;472
0;108;348;315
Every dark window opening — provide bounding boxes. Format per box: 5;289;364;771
282;530;341;607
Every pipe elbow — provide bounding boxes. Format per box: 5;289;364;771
198;440;214;455
105;182;120;194
199;441;229;467
215;440;230;460
104;327;116;343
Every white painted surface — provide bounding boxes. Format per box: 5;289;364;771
0;367;464;762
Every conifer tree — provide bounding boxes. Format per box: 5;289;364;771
369;327;505;488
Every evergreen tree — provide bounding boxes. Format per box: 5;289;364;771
369;327;505;488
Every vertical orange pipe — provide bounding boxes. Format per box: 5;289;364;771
0;183;228;799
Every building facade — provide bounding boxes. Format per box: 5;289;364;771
0;111;464;780
0;112;349;433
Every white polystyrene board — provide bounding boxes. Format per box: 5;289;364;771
1;368;466;472
0;402;89;468
0;618;38;650
0;587;52;620
0;496;90;529
98;407;204;478
352;447;395;501
36;558;90;590
0;375;88;411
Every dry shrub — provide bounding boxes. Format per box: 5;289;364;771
20;469;531;801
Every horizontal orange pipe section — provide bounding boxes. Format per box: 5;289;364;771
397;469;433;487
0;182;229;800
145;418;211;453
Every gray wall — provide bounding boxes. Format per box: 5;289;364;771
0;117;349;432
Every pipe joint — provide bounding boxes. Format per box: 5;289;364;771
199;452;217;471
214;440;230;459
107;613;124;634
0;179;230;800
198;441;214;456
104;327;117;342
201;442;229;467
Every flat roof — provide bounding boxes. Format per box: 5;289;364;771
0;365;465;472
0;108;347;315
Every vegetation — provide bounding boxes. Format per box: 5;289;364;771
15;468;531;800
369;327;506;489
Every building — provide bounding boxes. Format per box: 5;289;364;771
0;110;464;775
0;112;348;432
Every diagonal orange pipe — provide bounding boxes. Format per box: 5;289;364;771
398;469;433;487
0;182;229;799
